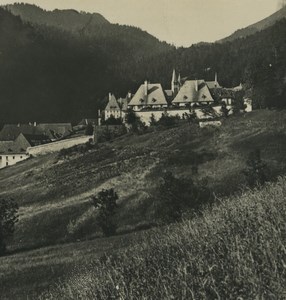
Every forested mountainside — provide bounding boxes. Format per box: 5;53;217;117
0;6;172;123
0;4;285;123
219;5;286;43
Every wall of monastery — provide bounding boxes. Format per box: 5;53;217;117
27;135;93;156
135;106;233;125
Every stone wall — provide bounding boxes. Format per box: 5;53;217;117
27;135;93;156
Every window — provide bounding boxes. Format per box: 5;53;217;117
0;156;2;160
13;156;15;159
20;156;23;159
6;162;8;166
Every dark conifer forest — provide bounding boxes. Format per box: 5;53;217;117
0;4;285;123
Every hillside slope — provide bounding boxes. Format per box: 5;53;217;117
45;176;286;299
1;110;286;249
219;5;286;43
1;111;286;298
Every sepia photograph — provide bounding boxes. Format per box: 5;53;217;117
0;0;286;298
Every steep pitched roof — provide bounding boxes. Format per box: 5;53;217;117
129;83;168;106
78;119;97;126
117;98;128;111
0;124;44;141
105;94;120;111
165;90;173;97
211;88;235;101
206;80;221;89
0;133;31;154
37;123;72;139
0;123;71;142
172;80;214;104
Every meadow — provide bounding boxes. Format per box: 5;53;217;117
1;109;286;298
43;177;286;299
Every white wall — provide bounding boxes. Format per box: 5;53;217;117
0;154;29;169
135;106;233;125
27;136;93;156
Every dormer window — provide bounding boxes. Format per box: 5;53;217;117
152;98;157;102
140;99;144;103
184;95;188;100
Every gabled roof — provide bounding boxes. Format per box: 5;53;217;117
37;123;72;140
206;81;221;89
0;124;45;141
0;133;31;154
117;98;128;111
129;83;168;106
165;90;173;97
211;88;235;101
105;94;121;111
172;80;214;104
0;123;71;142
78;119;97;126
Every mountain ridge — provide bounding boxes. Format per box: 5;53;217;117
219;5;286;43
4;3;110;33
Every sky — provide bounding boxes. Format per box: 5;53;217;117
0;0;281;46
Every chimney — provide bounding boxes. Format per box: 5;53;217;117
34;122;37;127
128;91;132;99
144;80;148;96
109;93;112;101
195;80;198;92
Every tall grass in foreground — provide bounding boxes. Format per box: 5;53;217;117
43;178;286;299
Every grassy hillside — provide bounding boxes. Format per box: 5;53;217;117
1;110;286;298
44;176;286;299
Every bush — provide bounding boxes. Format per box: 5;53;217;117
243;149;269;188
125;109;147;133
103;115;123;126
157;113;179;127
0;198;19;255
91;189;118;236
154;172;212;223
85;123;94;135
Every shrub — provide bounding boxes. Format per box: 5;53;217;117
243;149;269;188
125;109;147;133
157;113;179;127
154;172;212;223
85;123;94;135
0;198;19;255
91;189;118;236
103;115;123;126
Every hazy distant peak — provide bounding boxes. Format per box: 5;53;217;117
3;3;110;32
218;5;286;43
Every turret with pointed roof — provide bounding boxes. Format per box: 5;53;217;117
171;69;180;94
